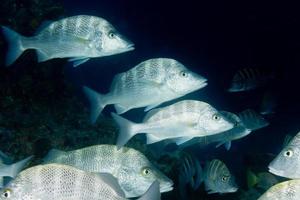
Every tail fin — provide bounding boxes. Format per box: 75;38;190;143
0;155;33;178
2;26;25;66
138;181;161;200
42;149;66;163
111;112;140;148
83;86;107;124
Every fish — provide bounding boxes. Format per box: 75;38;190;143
228;67;275;92
0;152;33;188
111;100;234;148
203;159;238;194
247;169;279;190
237;109;269;131
268;131;300;179
83;58;207;123
179;153;203;190
257;179;300;200
42;144;172;198
260;90;278;115
0;163;160;200
175;111;251;151
2;15;134;67
178;153;203;199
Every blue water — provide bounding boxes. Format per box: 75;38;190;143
1;0;300;199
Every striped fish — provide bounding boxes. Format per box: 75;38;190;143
83;58;207;123
111;100;234;147
2;15;134;67
0;164;161;200
203;159;238;194
228;67;275;92
42;145;173;198
238;109;269;131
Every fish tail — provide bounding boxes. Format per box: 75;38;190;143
2;26;26;66
83;86;107;124
138;181;160;200
111;112;140;149
0;155;33;178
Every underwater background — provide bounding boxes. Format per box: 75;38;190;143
0;0;300;199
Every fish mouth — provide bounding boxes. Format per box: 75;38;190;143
159;180;174;193
268;166;285;177
227;187;238;193
126;43;135;51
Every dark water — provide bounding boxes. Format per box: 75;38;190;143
0;0;300;199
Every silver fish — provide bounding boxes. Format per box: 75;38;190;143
203;159;238;194
42;144;172;198
258;179;300;200
172;111;250;151
2;15;134;67
228;67;275;92
83;58;207;123
0;164;160;200
268;131;300;179
0;152;33;188
111;100;234;148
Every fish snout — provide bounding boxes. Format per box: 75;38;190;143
158;176;174;193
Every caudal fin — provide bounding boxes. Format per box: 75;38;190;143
138;181;161;200
83;86;107;124
111;112;140;148
2;26;25;66
0;155;33;178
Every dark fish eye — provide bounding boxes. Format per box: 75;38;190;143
180;71;188;77
108;31;115;39
284;149;293;157
222;176;229;182
142;167;151;176
212;114;220;121
2;189;12;198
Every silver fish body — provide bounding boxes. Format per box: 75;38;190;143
0;164;160;200
203;159;238;194
176;111;251;151
2;15;134;67
258;179;300;200
112;100;234;147
268;131;300;179
83;58;207;123
42;145;172;198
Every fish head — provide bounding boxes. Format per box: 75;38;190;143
165;60;207;95
268;133;300;179
197;106;234;135
0;176;31;200
118;149;173;198
213;167;238;193
97;22;134;56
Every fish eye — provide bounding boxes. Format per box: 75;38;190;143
180;71;188;77
221;176;229;182
212;114;221;121
2;189;12;198
108;31;116;39
142;167;151;176
284;149;293;157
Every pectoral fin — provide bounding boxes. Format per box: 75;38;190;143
68;57;90;67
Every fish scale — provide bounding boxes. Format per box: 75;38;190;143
41;145;172;198
2;15;134;67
